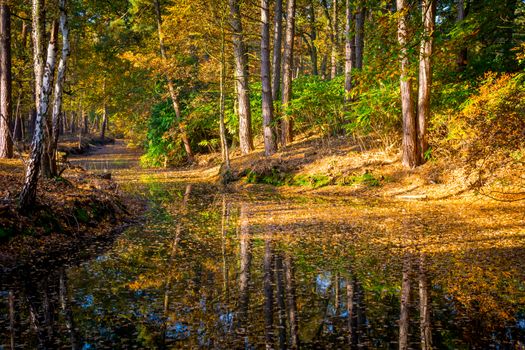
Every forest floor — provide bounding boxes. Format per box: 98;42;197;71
176;133;524;203
0;135;143;272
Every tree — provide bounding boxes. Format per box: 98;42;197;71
355;3;365;69
344;0;355;102
261;0;277;156
154;0;194;163
19;21;58;211
397;0;418;168
330;0;339;79
229;0;254;155
281;0;296;146
0;0;12;158
272;0;284;101
417;0;436;164
49;0;71;177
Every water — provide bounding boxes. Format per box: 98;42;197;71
1;146;525;349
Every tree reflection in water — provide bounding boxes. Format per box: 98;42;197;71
1;183;525;349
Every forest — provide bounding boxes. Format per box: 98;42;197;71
0;0;525;348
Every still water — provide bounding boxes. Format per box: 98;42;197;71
1;151;525;349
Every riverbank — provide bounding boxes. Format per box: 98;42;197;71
0;142;143;272
163;133;524;202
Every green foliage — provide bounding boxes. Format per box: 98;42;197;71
336;172;382;187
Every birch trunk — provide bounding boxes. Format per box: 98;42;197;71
49;0;70;177
344;0;355;102
417;0;435;164
229;0;254;154
0;0;12;158
32;0;45;111
272;0;284;101
281;0;296;147
261;0;276;156
19;21;58;211
397;0;418;168
154;0;194;162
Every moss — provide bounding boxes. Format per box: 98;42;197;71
336;171;382;187
74;207;90;224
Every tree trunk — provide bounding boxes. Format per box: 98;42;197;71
229;0;254;155
330;0;339;79
272;0;284;101
344;0;355;102
261;0;277;156
32;0;45;111
154;0;194;162
100;101;107;140
355;6;365;69
49;0;70;177
0;0;13;158
308;1;318;76
397;0;418;168
19;20;58;212
219;15;230;174
417;0;435;164
281;0;296;147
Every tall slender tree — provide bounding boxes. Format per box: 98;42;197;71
417;0;436;164
0;0;12;158
229;0;254;154
330;0;339;79
154;0;194;162
19;21;59;211
281;0;296;146
272;0;284;101
261;0;277;156
397;0;418;168
49;0;71;177
344;0;355;102
355;4;365;69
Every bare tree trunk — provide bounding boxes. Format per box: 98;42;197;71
272;0;284;101
32;0;45;111
229;0;253;155
100;101;107;140
261;0;277;156
281;0;296;147
417;0;435;164
219;13;230;174
397;0;418;168
154;0;194;162
344;0;355;102
399;255;411;350
330;0;339;79
0;0;13;158
355;5;365;69
49;0;70;177
19;21;58;212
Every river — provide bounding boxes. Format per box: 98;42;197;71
1;141;525;349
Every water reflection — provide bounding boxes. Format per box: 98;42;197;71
2;182;525;349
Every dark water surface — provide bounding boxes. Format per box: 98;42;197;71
1;148;525;349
